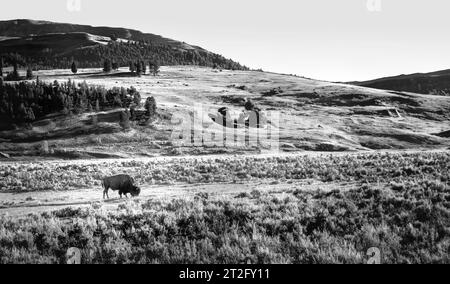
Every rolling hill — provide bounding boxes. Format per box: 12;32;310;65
1;66;450;157
0;19;248;70
350;69;450;96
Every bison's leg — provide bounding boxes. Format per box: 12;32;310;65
102;180;110;199
103;187;109;199
119;191;123;199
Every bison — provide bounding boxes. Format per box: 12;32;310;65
102;174;141;199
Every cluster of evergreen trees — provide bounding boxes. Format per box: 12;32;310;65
0;78;142;126
1;56;34;81
127;60;159;76
1;40;248;71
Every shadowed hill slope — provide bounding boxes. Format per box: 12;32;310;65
0;19;248;70
0;19;199;49
350;69;450;96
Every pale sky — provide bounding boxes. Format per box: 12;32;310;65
1;0;450;81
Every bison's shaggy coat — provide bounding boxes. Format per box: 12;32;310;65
102;174;141;199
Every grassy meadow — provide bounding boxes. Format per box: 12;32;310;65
0;151;449;264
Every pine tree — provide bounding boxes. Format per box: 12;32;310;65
95;99;100;112
120;110;131;130
130;105;136;120
136;61;142;76
144;96;157;117
112;62;119;71
103;59;112;72
129;61;135;73
71;61;78;74
26;107;35;123
151;61;160;76
133;92;141;107
11;61;20;81
0;57;3;78
142;61;146;75
26;66;33;80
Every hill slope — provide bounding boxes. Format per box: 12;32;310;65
350;69;450;96
0;19;200;50
0;19;248;70
1;66;450;158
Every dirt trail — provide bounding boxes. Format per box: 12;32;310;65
0;179;364;217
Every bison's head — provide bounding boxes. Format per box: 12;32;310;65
131;186;141;197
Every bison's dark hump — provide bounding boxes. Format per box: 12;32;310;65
103;174;135;188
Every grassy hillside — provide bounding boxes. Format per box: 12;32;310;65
1;66;450;158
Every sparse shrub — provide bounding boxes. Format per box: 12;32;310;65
244;99;256;111
390;181;405;192
250;190;262;198
262;87;283;96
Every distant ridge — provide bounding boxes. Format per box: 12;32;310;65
349;69;450;96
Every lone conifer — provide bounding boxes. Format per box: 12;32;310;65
71;61;78;74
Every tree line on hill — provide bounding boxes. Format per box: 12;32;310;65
0;78;157;128
1;54;159;83
0;40;248;71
